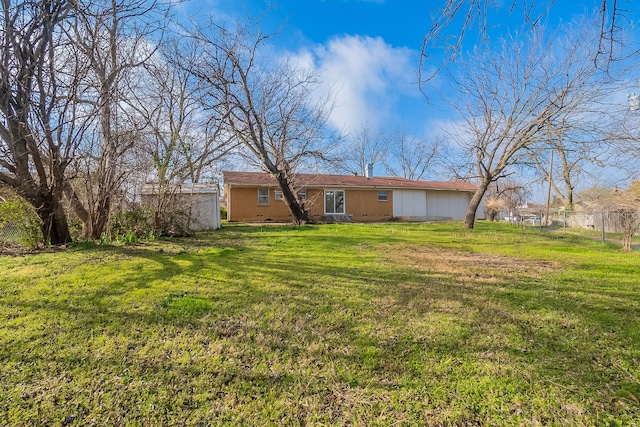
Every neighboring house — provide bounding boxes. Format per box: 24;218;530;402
141;183;221;231
223;171;485;223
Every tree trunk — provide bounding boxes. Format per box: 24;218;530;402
487;208;498;221
620;210;637;252
90;197;111;240
565;181;574;209
36;196;72;245
273;172;308;225
464;178;492;229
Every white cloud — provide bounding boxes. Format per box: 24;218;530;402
291;35;417;132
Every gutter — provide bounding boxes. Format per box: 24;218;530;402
227;184;231;221
226;182;475;193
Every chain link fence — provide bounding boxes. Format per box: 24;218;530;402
0;223;28;243
498;206;639;234
0;222;41;248
0;194;42;249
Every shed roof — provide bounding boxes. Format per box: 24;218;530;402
141;182;219;195
223;171;477;192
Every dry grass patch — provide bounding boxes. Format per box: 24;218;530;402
383;245;560;284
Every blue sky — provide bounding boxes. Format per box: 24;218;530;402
185;0;436;135
185;0;638;139
181;1;639;196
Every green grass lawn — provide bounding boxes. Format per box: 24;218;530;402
1;222;638;426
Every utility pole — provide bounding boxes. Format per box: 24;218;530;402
545;149;553;226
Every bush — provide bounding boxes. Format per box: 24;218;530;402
148;202;191;237
0;191;42;248
104;206;156;245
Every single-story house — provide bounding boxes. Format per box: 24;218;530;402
141;182;221;231
223;171;485;223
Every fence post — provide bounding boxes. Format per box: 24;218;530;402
539;211;543;230
601;211;606;245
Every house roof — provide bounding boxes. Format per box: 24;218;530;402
141;182;218;195
223;171;477;192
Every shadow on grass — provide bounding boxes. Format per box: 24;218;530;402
1;223;638;424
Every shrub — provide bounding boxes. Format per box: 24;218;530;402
104;206;156;245
0;191;42;248
148;202;191;237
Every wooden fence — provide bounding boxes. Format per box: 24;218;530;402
551;209;640;234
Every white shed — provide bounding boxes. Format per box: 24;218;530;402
141;183;221;231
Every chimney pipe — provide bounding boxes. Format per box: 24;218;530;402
365;163;374;179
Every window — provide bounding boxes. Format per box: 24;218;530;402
378;190;388;201
258;188;269;205
274;189;305;202
325;190;345;214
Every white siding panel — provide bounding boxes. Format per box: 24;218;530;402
174;192;221;230
425;191;441;217
393;190;427;217
394;189;474;220
451;192;470;220
425;190;471;220
141;190;221;231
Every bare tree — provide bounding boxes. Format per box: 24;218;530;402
617;181;640;251
0;0;79;244
185;19;335;224
339;123;389;176
612;201;640;252
445;20;630;229
127;41;236;232
383;128;441;181
521;36;634;211
437;141;475;182
592;182;640;251
67;0;167;239
420;0;633;89
484;179;530;222
578;184;616;205
525;120;610;209
604;97;640;180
